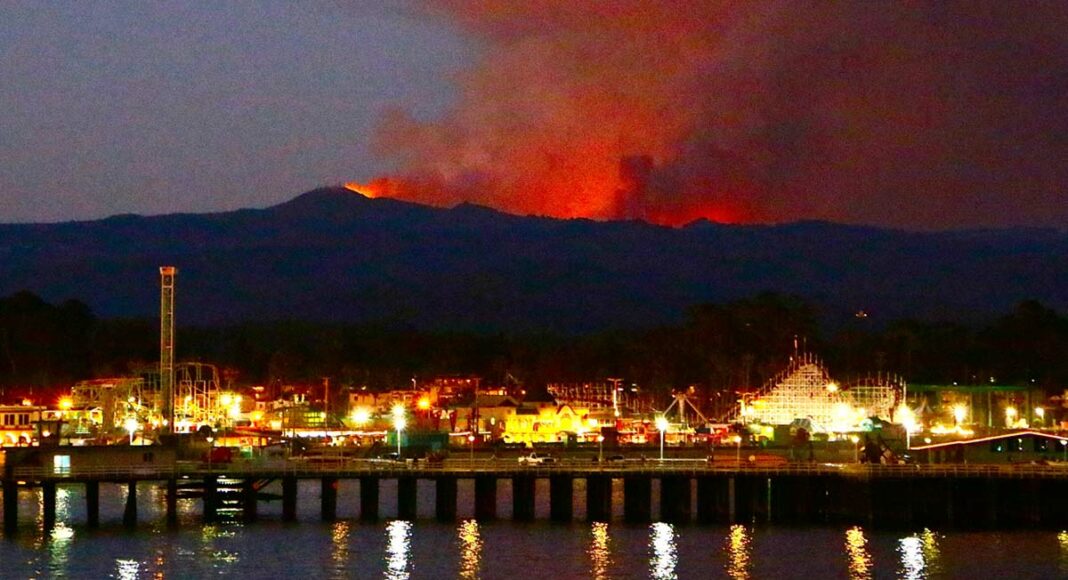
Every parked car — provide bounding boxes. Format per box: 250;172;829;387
518;452;557;466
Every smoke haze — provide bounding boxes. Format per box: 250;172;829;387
369;1;1068;229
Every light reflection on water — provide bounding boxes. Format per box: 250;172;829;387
845;526;873;580
649;522;678;579
330;521;351;578
386;520;413;580
726;524;752;579
2;484;1067;577
899;528;942;579
1059;530;1068;576
588;521;611;579
47;522;74;575
115;558;140;580
458;519;482;579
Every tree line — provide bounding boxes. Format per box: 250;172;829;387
1;291;1066;401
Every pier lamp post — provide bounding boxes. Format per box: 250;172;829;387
1035;407;1045;427
206;435;214;471
392;405;406;458
735;435;742;465
1061;439;1067;462
655;416;669;462
598;434;605;463
468;434;475;463
850;435;860;463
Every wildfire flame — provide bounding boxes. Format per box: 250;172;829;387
343;178;397;199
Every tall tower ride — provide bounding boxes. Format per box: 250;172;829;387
160;266;176;434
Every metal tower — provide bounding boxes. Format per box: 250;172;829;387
160;266;176;434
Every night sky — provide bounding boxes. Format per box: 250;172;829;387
2;1;1066;229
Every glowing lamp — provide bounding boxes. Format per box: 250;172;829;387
350;407;371;426
952;404;967;424
655;416;669;433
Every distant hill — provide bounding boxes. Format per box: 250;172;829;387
1;187;1065;331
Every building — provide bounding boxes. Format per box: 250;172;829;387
0;404;44;446
910;430;1068;464
907;384;1048;429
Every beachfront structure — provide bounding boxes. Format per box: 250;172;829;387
736;353;904;433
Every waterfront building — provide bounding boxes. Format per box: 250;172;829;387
906;384;1049;429
910;430;1068;464
0;404;44;446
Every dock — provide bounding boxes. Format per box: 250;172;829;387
5;460;1068;531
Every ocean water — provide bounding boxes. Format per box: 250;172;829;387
1;480;1065;579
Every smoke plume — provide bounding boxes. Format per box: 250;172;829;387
367;1;1068;229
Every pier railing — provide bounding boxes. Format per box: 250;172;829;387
10;459;1068;481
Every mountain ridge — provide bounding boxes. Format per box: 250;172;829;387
1;187;1065;332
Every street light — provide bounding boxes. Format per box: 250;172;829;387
1005;406;1018;427
597;434;605;463
734;435;743;464
655;416;669;462
468;434;475;463
394;413;406;458
1035;407;1045;426
850;435;860;463
206;435;215;471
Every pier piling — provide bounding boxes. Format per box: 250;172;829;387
203;476;218;522
696;476;729;524
624;477;652;523
320;478;338;521
549;475;573;522
42;481;56;530
435;477;457;522
282;477;298;522
359;477;379;521
474;476;497;520
512;476;536;521
398;477;418;520
2;480;16;533
242;479;257;522
586;475;612;522
122;481;137;528
87;481;101;528
660;476;692;523
163;479;176;526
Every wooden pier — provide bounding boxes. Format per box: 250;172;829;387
5;461;1068;532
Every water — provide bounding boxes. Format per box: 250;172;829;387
1;481;1065;578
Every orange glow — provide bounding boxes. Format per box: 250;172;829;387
58;397;73;411
417;397;431;410
343;178;398;199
